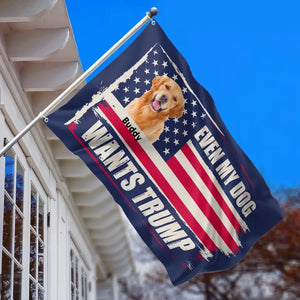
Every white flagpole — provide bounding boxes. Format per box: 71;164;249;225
0;7;158;157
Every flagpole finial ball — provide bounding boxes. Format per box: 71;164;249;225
147;7;158;18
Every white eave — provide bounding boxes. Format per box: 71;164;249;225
0;0;134;280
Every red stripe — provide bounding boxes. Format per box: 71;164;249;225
98;101;218;252
167;155;240;253
68;122;168;252
181;143;244;234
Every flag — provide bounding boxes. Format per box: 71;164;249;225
45;22;283;285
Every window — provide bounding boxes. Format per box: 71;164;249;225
1;150;24;300
70;246;89;300
70;249;79;299
1;148;48;300
29;185;46;300
81;268;88;300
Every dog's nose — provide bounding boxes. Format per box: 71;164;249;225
160;94;168;103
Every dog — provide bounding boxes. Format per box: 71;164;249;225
125;76;185;143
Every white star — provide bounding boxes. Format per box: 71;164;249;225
144;68;150;74
164;137;170;144
192;111;197;117
191;99;197;106
152;59;158;66
192;122;196;128
123;87;129;93
173;118;179;123
183;130;188;137
182;87;188;94
134;77;140;84
153;50;158;55
123;97;130;103
173;139;179;145
153;70;159;76
182;119;188;126
164;126;170;132
172;74;178;81
162;61;168;68
173;128;179;134
163;72;168;77
163;148;170;155
201;113;207;119
134;87;140;94
144;79;150;85
183;108;188;115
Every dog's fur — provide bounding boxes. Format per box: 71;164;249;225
125;76;185;143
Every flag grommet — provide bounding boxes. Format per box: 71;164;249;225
38;111;49;123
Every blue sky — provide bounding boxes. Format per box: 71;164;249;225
66;1;299;190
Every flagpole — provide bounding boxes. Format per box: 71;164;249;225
0;7;158;157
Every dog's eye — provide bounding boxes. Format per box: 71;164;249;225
165;85;170;90
173;97;177;102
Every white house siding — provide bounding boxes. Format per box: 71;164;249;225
0;0;134;299
0;67;99;298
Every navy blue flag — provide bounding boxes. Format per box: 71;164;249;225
45;22;283;285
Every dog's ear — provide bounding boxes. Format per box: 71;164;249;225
152;76;167;90
169;99;185;118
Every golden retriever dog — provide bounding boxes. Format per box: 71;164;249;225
125;76;185;143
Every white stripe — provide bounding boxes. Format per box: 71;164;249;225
187;140;249;232
174;149;242;247
94;92;234;256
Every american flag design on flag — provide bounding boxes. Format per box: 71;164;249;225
45;22;283;285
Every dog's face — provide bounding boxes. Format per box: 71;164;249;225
149;76;185;118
